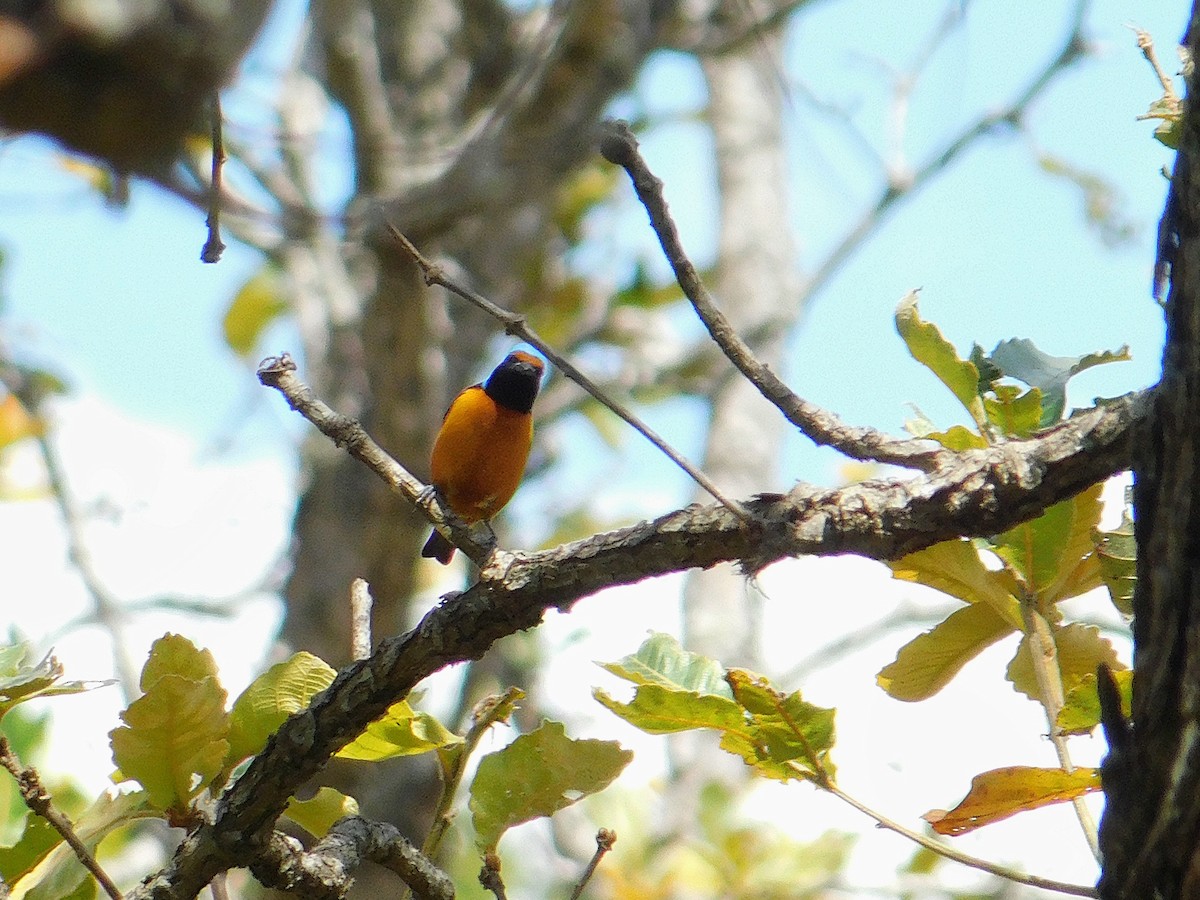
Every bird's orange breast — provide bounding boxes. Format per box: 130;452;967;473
429;385;534;523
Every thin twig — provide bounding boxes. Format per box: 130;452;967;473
479;852;508;900
801;0;1089;310
0;738;124;900
257;354;492;564
822;780;1097;897
1130;25;1178;97
598;120;943;472
569;829;616;900
386;224;753;521
350;578;374;661
35;434;139;703
1019;593;1101;861
201;92;226;264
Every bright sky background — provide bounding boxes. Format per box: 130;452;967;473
0;0;1184;895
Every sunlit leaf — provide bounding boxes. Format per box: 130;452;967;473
894;292;985;427
1095;508;1136;616
983;385;1043;438
227;652;335;765
283;788;360;838
337;700;460;761
877;604;1016;701
223;266;287;358
925;766;1100;836
469;721;631;851
922;425;988;451
1057;668;1133;736
887;541;1022;629
0;814;61;886
600;632;732;698
723;670;836;784
988;338;1130;425
594;683;744;735
992;484;1105;603
1006;624;1124;703
12;790;149;900
110;636;230;812
0;646;110;721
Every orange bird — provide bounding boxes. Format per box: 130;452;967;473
422;350;545;564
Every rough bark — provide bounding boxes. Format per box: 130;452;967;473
1097;6;1200;898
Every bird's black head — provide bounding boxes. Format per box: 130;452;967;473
484;351;544;413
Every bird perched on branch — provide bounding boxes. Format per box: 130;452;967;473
422;350;545;564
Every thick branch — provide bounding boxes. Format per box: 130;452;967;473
127;365;1140;899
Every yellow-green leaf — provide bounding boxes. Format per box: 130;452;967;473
925;766;1101;836
223;266;287;358
895;292;985;427
723;670;836;784
600;632;733;698
922;425;988;451
1095;512;1136;616
337;700;460;761
992;484;1105;603
110;673;230;812
12;790;148;900
594;684;744;735
983;385;1044;438
0;645;110;721
140;634;221;692
469;721;631;851
887;540;1022;630
1058;669;1133;736
227;652;335;765
1006;623;1124;702
283;788;359;838
877;603;1016;701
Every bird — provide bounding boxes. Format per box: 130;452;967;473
421;350;545;564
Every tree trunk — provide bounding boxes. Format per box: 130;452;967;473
1098;5;1200;898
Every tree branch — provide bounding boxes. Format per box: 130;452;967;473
130;364;1141;899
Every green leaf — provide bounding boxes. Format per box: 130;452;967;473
723;670;836;784
227;652;335;765
283;788;360;838
923;425;988;451
337;700;460;761
983;385;1044;438
987;338;1131;426
12;790;148;900
594;683;744;735
0;645;110;721
1006;624;1124;702
222;265;287;358
1058;669;1133;736
992;484;1105;603
894;292;985;427
877;603;1016;701
469;721;631;851
925;766;1101;836
1095;505;1136;616
0;814;62;885
600;632;733;698
110;645;230;812
140;634;221;692
887;540;1022;630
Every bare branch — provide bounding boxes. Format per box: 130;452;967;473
479;852;508;900
201;92;226;264
569;828;616;900
350;578;374;661
0;738;123;900
598;118;944;471
387;225;753;522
